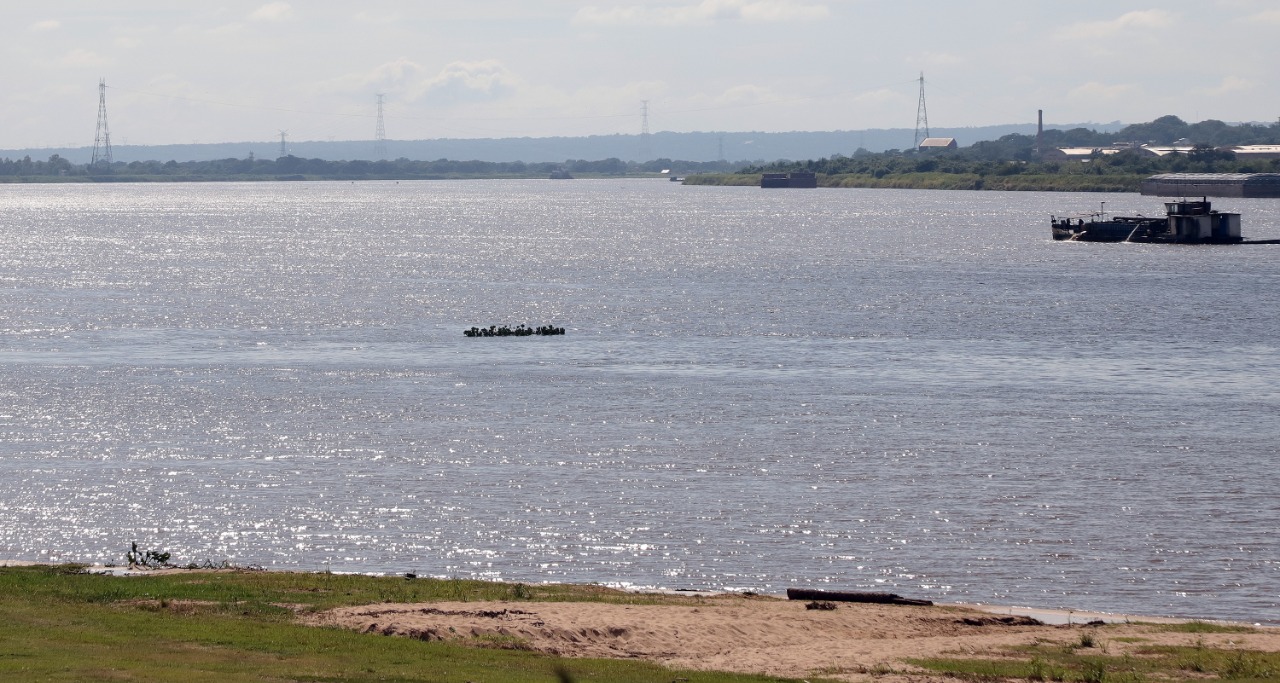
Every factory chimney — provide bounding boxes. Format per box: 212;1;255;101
1036;109;1044;158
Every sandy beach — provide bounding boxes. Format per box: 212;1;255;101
305;593;1280;682
6;560;1276;680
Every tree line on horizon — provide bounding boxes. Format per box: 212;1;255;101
5;115;1280;181
0;153;738;180
743;115;1280;180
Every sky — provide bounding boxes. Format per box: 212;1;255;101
4;1;1280;150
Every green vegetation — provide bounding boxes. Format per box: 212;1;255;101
0;154;735;182
909;629;1279;683
686;114;1280;193
8;114;1280;191
692;144;1279;193
1153;620;1262;634
0;564;809;683
684;170;1148;192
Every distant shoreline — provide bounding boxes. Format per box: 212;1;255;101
0;173;641;184
1;172;1142;192
3;559;1269;627
682;172;1143;192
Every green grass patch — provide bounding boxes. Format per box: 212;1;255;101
1135;644;1279;680
681;173;761;186
1151;620;1260;634
0;565;809;683
911;639;1280;682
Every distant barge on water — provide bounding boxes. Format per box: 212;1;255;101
1051;197;1279;244
760;171;817;188
1141;173;1280;198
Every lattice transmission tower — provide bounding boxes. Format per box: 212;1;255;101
639;100;651;161
374;94;387;160
91;78;113;166
278;130;288;158
912;72;930;150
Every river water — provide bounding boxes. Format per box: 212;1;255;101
1;180;1277;624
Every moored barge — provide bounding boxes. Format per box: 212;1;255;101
1051;198;1241;244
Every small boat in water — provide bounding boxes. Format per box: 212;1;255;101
1051;197;1242;244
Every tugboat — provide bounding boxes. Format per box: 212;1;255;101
1051;198;1241;244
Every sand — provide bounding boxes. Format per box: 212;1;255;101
305;594;1280;681
6;560;1275;680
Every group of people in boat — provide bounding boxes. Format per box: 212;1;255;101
463;324;566;337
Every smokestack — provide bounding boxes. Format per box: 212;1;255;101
1036;109;1044;158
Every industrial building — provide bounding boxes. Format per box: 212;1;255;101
917;137;957;151
1226;145;1280;160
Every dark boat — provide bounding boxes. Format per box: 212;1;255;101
1051;198;1241;244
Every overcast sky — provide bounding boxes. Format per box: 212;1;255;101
5;1;1279;149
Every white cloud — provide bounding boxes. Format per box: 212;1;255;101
371;58;432;88
1055;10;1176;41
249;2;294;22
418;60;518;104
717;84;773;104
322;58;519;105
737;0;828;22
29;19;61;32
315;58;427;97
573;0;828;27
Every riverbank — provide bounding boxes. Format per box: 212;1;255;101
0;172;667;183
682;172;1145;192
1;170;1147;190
2;562;1276;682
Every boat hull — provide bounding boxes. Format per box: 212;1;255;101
1051;199;1244;244
1052;218;1160;242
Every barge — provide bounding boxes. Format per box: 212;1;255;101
1051;197;1242;244
1140;172;1280;198
760;171;817;188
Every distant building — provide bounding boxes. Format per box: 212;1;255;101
1043;147;1125;161
917;137;957;151
1137;145;1197;157
1045;147;1100;160
1226;145;1280;160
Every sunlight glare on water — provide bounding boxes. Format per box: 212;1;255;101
1;180;1277;623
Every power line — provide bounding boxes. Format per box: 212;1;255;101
106;78;921;127
90;77;927;145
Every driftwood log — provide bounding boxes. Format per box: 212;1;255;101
785;588;933;606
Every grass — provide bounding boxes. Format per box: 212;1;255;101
1153;620;1262;634
0;565;812;683
909;631;1280;682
